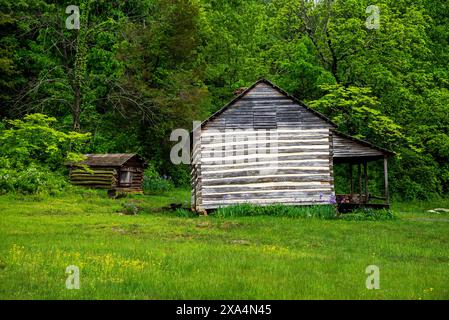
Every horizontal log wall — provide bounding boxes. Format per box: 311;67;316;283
70;164;145;192
199;128;334;209
119;159;145;192
70;167;117;189
197;82;336;209
191;125;202;210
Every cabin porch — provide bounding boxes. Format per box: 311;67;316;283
333;156;390;212
332;132;394;212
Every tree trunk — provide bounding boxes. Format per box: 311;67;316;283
73;86;81;131
71;1;90;132
325;28;339;83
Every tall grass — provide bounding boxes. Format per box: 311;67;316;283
340;208;397;221
213;204;337;219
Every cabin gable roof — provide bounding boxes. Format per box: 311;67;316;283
80;154;146;167
201;78;336;129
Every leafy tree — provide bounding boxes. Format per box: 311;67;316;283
308;84;403;148
0;113;90;194
0;113;90;170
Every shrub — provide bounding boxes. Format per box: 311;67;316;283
142;164;174;194
166;164;191;187
120;201;141;215
0;114;90;195
339;208;397;221
214;204;337;219
0;165;67;195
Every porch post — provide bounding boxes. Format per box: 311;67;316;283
364;161;368;203
384;156;389;205
358;163;362;203
349;163;354;195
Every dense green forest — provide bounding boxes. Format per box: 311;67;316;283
0;0;448;200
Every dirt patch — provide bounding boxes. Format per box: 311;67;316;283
229;239;251;245
219;221;243;230
111;224;141;235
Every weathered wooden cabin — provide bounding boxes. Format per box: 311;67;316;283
191;79;394;211
68;154;146;193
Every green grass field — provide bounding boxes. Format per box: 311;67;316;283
0;188;448;300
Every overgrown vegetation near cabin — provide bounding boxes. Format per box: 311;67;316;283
213;204;338;219
0;114;89;195
1;0;449;201
0;188;448;299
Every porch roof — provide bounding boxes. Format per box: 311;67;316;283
332;131;395;162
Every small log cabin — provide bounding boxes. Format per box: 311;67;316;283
191;79;394;211
68;154;146;193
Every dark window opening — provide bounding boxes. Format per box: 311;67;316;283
120;171;132;186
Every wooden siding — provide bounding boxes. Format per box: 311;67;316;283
70;167;118;189
117;166;144;192
118;158;145;192
195;82;336;210
203;83;333;131
332;133;384;158
69;155;145;192
191;126;202;210
199;128;334;209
